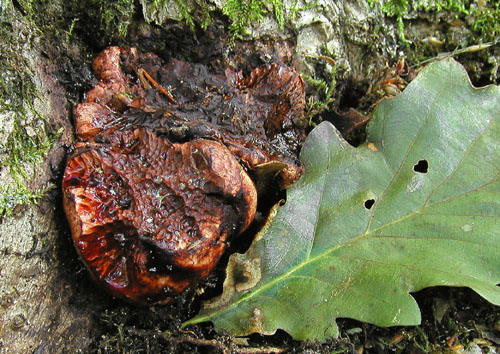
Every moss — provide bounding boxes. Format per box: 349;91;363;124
223;0;265;40
141;0;210;31
289;0;319;20
13;0;136;44
92;0;135;38
302;52;337;127
223;0;285;38
366;0;500;84
470;1;500;43
175;0;196;31
0;2;62;218
141;0;289;43
0;184;47;217
370;0;500;46
368;0;476;44
1;119;62;181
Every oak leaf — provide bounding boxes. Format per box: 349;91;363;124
184;59;500;340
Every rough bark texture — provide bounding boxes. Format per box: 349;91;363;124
0;12;100;353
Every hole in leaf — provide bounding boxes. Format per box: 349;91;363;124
364;199;375;209
413;159;428;173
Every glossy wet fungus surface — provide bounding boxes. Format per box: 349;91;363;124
62;47;307;304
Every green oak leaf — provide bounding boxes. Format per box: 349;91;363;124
184;58;500;340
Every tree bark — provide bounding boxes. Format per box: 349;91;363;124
0;5;104;352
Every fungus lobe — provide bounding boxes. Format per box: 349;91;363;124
64;129;256;304
63;47;306;304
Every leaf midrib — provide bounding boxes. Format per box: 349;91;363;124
216;196;487;322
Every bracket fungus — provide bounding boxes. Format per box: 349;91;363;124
63;46;306;304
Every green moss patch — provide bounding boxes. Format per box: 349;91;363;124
369;0;500;45
0;3;62;218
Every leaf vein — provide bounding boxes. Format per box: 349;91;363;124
367;234;500;249
307;145;332;260
362;173;500;236
364;85;445;234
421;170;500;210
418;212;499;218
424;115;498;207
334;256;491;283
254;294;302;317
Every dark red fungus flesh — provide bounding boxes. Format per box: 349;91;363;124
64;129;256;304
63;46;306;304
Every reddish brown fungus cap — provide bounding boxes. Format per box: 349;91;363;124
63;45;306;304
63;129;257;304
